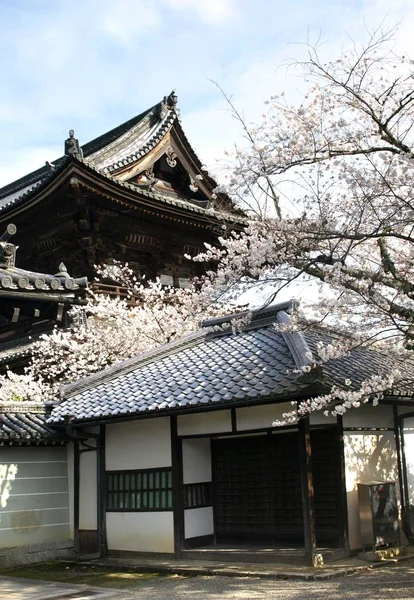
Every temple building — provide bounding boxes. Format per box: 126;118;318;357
0;223;88;370
0;91;244;285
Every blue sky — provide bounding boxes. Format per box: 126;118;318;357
0;0;413;186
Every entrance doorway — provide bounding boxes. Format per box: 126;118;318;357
212;428;342;546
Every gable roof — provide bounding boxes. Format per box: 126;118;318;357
49;301;413;427
50;303;310;425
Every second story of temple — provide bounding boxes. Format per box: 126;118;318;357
0;92;245;284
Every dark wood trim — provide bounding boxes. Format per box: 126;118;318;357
183;534;214;549
298;417;317;565
97;424;107;557
79;529;99;556
343;427;394;432
59;392;318;429
179;425;297;440
336;417;350;555
171;415;184;558
73;441;80;556
106;466;173;474
231;408;237;433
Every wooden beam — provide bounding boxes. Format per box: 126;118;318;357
298;417;318;565
170;416;184;557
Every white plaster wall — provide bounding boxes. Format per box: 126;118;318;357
178;411;231;436
342;404;394;428
79;450;97;530
67;443;74;539
106;512;174;552
106;418;171;470
402;417;414;509
182;439;211;484
184;507;214;539
236;402;296;430
344;430;398;550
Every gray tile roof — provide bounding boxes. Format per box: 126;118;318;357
49;302;414;426
0;403;65;443
0;105;154;212
45;304;318;424
0;336;35;366
0;265;88;299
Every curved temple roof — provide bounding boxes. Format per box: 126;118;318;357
0;91;241;220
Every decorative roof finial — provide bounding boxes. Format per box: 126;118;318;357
0;224;17;268
55;263;69;278
65;130;84;160
167;90;178;110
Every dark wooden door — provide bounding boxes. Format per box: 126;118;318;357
212;428;341;545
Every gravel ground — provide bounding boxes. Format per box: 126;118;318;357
1;558;413;599
116;558;414;600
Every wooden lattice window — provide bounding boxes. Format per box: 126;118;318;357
184;482;212;509
106;468;172;512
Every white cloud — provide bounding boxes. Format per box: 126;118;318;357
100;0;160;44
1;0;414;189
165;0;237;23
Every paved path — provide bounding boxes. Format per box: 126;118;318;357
1;558;414;599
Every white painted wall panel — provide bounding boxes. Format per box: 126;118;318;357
106;512;174;552
0;446;70;549
79;450;97;530
178;411;231;436
344;431;398;550
184;507;214;539
236;402;294;431
67;443;74;539
182;438;211;484
106;418;171;470
342;404;394;428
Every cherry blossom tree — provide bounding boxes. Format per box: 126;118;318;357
194;25;414;421
0;265;223;403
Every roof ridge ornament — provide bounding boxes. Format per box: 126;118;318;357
157;90;179;119
65;129;84;160
0;223;17;268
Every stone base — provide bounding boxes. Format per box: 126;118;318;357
0;539;75;568
358;545;407;562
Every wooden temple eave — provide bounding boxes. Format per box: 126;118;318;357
0;290;86;303
112;133;172;182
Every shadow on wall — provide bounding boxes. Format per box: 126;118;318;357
402;419;414;532
344;432;398;550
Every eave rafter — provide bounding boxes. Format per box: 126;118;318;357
0;158;245;232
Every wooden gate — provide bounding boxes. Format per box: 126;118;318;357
212;428;341;545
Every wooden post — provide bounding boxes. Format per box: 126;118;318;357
298;417;318;566
171;416;184;557
97;425;107;557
